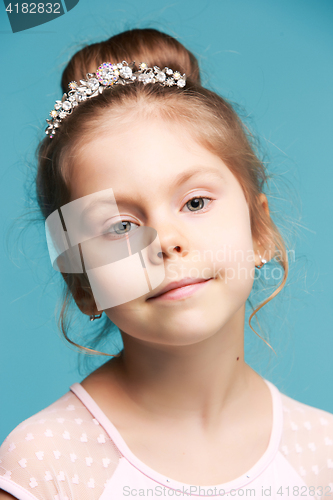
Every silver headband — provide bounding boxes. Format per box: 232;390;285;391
45;60;187;138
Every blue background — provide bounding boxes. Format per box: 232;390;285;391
1;0;332;443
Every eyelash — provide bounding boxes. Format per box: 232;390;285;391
104;196;214;238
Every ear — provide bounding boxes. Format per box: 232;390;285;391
252;193;275;267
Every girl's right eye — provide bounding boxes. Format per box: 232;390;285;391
104;220;139;239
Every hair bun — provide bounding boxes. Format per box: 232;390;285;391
61;28;201;93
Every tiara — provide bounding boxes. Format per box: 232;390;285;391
45;60;187;138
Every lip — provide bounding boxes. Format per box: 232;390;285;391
147;277;213;301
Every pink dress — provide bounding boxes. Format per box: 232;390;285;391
1;378;333;499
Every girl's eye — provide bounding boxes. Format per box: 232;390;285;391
183;196;213;213
104;220;139;239
104;197;213;239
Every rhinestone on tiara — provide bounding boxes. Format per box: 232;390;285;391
45;60;187;139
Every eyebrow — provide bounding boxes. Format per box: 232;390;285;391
171;166;224;191
83;166;224;213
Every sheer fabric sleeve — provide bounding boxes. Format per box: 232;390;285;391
0;392;121;500
279;392;333;495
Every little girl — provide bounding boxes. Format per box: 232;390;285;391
1;28;332;500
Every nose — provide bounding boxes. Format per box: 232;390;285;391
148;217;189;263
157;245;182;259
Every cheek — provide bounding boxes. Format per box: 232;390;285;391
82;231;166;312
206;203;255;285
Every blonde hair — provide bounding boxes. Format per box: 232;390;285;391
35;28;289;357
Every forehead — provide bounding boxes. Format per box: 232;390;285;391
68;117;231;202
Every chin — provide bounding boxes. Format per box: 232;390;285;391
150;323;218;346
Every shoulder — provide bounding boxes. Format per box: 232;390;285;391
280;390;333;431
278;389;333;489
0;389;121;500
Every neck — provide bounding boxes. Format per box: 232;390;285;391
104;305;259;431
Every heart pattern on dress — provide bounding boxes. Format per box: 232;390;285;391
87;478;95;488
57;470;65;481
29;477;38;488
44;471;53;481
72;474;79;484
35;451;44;460
80;433;88;443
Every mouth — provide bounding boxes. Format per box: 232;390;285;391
147;278;213;302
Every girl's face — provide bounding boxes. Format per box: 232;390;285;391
69;116;258;347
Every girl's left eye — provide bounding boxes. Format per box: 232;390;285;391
183;196;213;213
104;196;213;238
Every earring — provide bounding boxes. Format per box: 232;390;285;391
90;313;102;321
255;252;267;270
